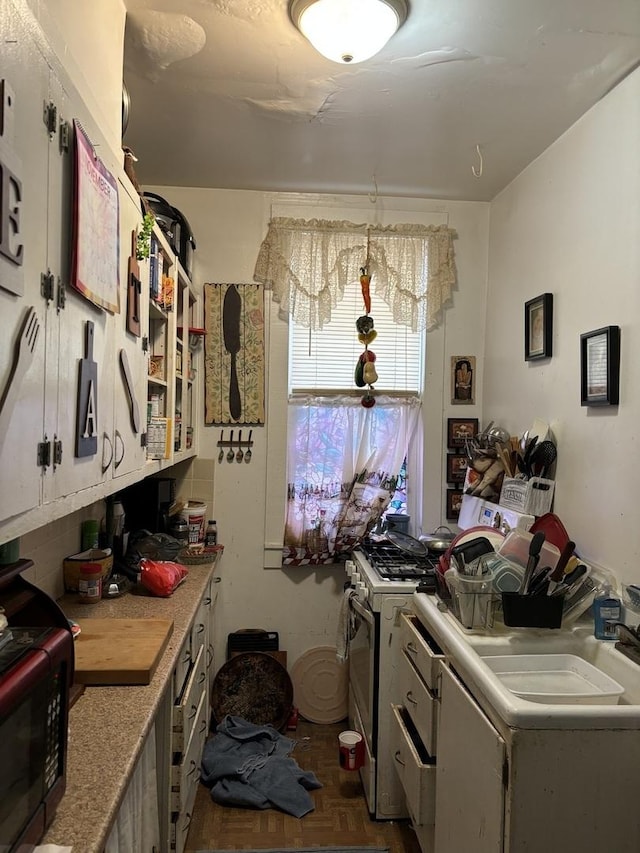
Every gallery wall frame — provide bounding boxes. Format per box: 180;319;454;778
524;293;553;361
447;417;479;450
446;453;468;485
580;325;620;406
446;488;463;521
451;355;476;404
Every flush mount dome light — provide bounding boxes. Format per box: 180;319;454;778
289;0;408;64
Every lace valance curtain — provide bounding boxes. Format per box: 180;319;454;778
253;217;457;331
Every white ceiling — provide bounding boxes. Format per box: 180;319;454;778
122;0;640;202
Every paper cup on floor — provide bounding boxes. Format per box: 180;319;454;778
338;730;364;771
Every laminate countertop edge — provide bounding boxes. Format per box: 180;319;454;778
43;558;219;853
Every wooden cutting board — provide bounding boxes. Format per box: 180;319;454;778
73;618;174;685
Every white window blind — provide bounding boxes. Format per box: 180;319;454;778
289;281;424;393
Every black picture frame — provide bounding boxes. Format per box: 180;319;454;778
580;325;620;406
447;417;479;450
446;489;464;520
524;293;553;361
446;453;468;485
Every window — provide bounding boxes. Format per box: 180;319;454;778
289;281;424;394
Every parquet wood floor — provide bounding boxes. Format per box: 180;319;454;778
185;719;422;852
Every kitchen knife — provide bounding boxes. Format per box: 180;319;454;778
546;540;576;595
519;530;546;594
223;284;242;421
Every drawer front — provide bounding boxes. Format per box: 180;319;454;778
400;612;444;691
172;644;206;753
191;591;210;656
402;650;438;755
391;704;436;826
173;631;193;703
171;688;208;812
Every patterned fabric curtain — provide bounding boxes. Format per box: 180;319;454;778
253;217;457;331
283;395;421;565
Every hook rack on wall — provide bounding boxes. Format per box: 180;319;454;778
217;428;254;462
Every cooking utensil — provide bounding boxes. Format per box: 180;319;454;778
245;429;253;463
218;430;225;463
0;306;40;458
546;540;576;595
236;429;244;462
519;530;546;594
223;284;242;420
528;439;557;478
418;526;456;554
385;529;428;556
227;429;235;462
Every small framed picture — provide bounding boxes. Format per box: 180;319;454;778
524;293;553;361
580;325;620;406
447;417;479;450
446;453;468;485
451;355;476;405
446;488;464;521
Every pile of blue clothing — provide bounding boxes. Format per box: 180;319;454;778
200;715;322;818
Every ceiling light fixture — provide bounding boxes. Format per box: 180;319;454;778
289;0;408;65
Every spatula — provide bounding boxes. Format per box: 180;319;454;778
519;531;546;594
223;284;242;420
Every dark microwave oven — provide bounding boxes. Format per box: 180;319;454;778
0;626;74;852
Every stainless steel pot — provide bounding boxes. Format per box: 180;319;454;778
418;526;456;554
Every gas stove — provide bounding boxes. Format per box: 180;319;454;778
358;539;439;579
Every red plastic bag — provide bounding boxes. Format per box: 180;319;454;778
139;558;188;597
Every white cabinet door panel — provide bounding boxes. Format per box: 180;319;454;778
0;0;49;523
434;664;505;853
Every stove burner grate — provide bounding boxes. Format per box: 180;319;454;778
358;540;439;580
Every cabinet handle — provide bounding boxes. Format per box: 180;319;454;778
406;641;418;655
204;596;212;605
195;623;205;635
113;429;125;469
189;703;198;721
406;690;418;705
198;671;206;685
199;718;208;735
394;750;405;766
213;576;222;583
101;432;113;473
187;759;199;779
206;645;213;667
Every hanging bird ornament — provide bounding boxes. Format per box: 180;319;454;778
355;264;378;407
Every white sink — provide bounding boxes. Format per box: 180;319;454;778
412;592;640;728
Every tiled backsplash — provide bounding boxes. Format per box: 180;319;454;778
15;458;216;602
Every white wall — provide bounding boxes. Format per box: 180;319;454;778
26;0;126;154
143;186;489;667
484;67;640;584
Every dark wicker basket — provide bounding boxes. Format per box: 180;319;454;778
211;651;293;731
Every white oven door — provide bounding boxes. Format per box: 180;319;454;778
348;595;376;754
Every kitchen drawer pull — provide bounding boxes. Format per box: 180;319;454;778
394;750;405;766
406;690;418;705
406;641;418;655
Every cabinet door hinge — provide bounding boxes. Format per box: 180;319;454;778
56;276;66;312
37;436;51;469
140;431;147;448
58;118;70;153
53;436;63;468
502;756;509;789
43;101;57;137
41;269;55;303
141;335;149;352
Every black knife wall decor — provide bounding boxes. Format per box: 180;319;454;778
223;283;242;420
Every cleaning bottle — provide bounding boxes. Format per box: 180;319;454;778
593;585;621;640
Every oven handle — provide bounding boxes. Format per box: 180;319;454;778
350;595;374;625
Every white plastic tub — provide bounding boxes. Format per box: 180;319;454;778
482;654;625;705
